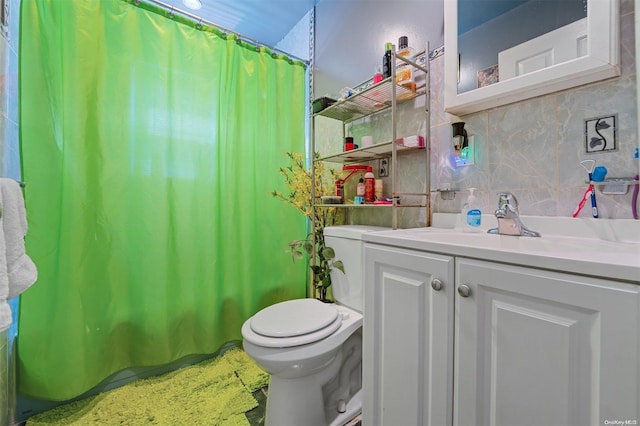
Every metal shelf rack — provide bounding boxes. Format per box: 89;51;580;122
311;43;431;230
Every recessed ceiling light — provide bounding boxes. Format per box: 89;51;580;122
182;0;202;10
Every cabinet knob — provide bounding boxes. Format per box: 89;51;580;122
458;285;471;298
431;278;443;291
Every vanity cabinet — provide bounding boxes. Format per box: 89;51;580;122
362;244;455;426
363;244;640;426
455;258;639;426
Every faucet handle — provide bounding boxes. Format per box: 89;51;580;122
497;192;519;211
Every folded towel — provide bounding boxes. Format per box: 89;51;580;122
0;179;37;299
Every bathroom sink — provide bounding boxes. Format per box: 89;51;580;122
363;214;640;282
387;227;634;251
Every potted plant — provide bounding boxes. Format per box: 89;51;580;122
272;152;345;301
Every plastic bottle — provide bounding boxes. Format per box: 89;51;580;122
396;36;415;91
382;42;392;78
396;36;415;59
462;188;482;232
375;179;383;200
336;179;345;204
373;66;383;84
355;177;365;204
364;167;375;203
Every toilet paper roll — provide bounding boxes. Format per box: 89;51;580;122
361;135;373;147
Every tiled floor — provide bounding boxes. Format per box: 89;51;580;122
245;387;267;425
244;386;362;426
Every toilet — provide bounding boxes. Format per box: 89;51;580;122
241;225;387;426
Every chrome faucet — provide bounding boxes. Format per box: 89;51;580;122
487;192;541;237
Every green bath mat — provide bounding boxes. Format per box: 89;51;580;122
27;348;269;425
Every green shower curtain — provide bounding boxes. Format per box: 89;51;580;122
18;0;307;401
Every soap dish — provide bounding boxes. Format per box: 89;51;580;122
591;178;638;195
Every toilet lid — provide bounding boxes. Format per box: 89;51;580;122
243;314;342;348
250;298;339;338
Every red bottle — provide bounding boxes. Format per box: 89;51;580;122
335;179;345;203
364;167;375;203
373;67;383;84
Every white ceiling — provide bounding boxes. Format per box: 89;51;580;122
157;0;316;47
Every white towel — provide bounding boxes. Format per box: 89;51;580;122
0;179;37;300
0;302;10;332
0;181;10;332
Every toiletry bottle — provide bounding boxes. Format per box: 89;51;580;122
396;36;415;59
382;42;392;78
344;136;354;151
356;177;365;204
375;179;383;200
395;36;415;91
462;188;482;232
364;167;375;203
336;179;345;204
373;66;383;84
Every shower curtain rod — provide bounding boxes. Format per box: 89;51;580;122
141;0;310;65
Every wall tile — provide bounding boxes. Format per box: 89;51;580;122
621;0;634;17
557;76;637;186
429;54;447;126
488;97;558;191
620;9;636;76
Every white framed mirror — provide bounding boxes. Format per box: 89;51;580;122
444;0;620;115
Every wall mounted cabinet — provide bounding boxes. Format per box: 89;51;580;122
444;0;620;115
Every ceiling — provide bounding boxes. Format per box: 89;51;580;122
153;0;534;47
157;0;317;47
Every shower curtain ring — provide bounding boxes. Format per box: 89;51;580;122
169;6;175;18
196;18;203;29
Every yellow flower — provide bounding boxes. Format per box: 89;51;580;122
272;152;344;233
273;152;345;300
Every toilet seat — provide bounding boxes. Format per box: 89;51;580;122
245;299;343;348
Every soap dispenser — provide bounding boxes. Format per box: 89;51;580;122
462;188;482;232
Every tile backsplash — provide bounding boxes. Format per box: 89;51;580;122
315;4;638;227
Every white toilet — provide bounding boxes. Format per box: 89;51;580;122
241;225;387;426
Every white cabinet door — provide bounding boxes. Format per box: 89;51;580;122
455;258;640;426
363;244;455;426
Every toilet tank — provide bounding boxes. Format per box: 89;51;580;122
323;225;389;312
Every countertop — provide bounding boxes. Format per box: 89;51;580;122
363;214;640;283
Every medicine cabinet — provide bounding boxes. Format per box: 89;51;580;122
444;0;620;115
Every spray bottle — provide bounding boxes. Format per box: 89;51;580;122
462;188;482;232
